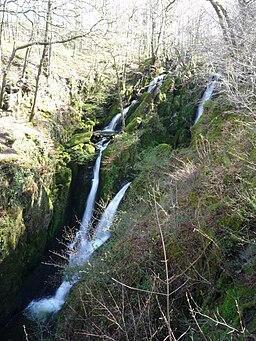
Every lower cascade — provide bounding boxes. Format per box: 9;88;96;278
24;281;75;322
25;182;131;322
24;106;133;322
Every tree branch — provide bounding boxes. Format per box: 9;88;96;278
13;18;104;53
165;0;177;12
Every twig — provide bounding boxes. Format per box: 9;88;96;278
23;325;29;341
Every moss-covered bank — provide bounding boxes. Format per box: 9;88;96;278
0;117;71;326
0;99;100;327
100;69;202;200
52;69;256;340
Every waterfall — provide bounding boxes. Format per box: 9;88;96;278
69;139;109;251
24;280;76;322
24;182;130;322
194;72;221;124
103;101;136;132
24;105;132;322
147;74;166;93
103;113;122;132
80;139;109;233
71;182;131;266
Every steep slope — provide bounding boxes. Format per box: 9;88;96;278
48;68;255;340
0;113;73;326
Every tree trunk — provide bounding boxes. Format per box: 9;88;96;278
115;66;125;132
0;47;16;108
29;0;52;122
0;0;8;87
207;0;237;49
150;4;156;64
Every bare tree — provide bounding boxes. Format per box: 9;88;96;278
29;0;52;122
206;0;237;49
0;0;106;117
148;0;178;63
206;0;256;114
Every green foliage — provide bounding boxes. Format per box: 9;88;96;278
66;131;92;147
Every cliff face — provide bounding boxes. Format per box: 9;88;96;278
0;115;73;325
0;43;113;326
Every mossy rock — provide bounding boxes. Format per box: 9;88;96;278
68;142;95;164
66;131;92;147
126;92;152;124
100;133;139;199
101;97;121;126
55;166;72;186
0;205;38;325
83;119;95;131
126;117;142;132
48;167;72;240
160;74;175;94
84;143;95;154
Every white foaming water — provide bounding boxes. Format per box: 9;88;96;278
103;113;122;131
25;280;76;322
72;182;131;266
103;101;136;132
194;72;221;124
70;139;110;251
147;74;166;93
24;183;131;322
24;96;133;323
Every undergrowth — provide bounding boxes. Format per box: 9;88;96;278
49;97;256;340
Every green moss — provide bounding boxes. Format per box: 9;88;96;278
126;117;142;132
100;133;139;199
126;92;152;124
84;143;95;154
68;142;95;164
0;206;25;255
160;74;175;94
66;131;92;147
48;165;72;239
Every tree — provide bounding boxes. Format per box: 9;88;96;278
206;0;256;114
147;0;178;64
206;0;236;49
29;0;52;122
0;0;106;118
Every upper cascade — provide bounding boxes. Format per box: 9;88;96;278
147;74;167;93
194;72;221;124
103;101;137;133
69;138;110;251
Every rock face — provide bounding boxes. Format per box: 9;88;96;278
100;72;200;200
0;116;72;327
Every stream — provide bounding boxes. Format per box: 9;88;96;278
0;72;220;340
24;100;136;323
